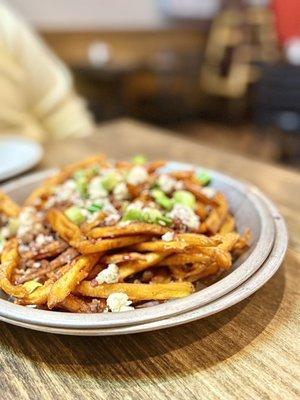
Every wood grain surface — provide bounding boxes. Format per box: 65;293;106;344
0;119;299;400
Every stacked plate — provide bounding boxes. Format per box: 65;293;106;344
0;163;288;336
0;135;43;181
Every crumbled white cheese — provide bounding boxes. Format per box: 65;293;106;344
1;227;10;239
32;197;42;206
18;207;35;225
0;238;5;253
88;177;108;199
54;179;77;202
33;262;41;269
17;207;43;237
106;292;134;312
96;263;119;284
80;208;89;217
102;201;118;215
44;196;56;209
113;182;129;200
104;213;121;226
118;220;131;227
19;243;30;253
157;174;177;193
126;201;143;210
64;179;76;190
167;204;200;230
127;166;148;185
174;180;184;190
98;202;120;226
161;231;175;242
35;234;53;247
201;187;216;199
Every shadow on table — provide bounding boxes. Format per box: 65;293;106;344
0;266;286;382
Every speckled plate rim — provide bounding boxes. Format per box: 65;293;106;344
0;195;287;335
0;163;275;328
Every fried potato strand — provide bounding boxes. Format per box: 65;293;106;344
47;254;100;309
0;192;20;217
57;294;92;313
81;212;106;233
1;157;251;313
57;294;106;313
71;235;148;254
17;280;53;306
0;239;27;298
75;281;194;301
169;263;209;281
88;223;169;239
24;185;53;206
118;252;169;280
131;240;189;253
47;209;82;243
187;263;220;282
158;253;211;267
202;193;229;234
131;234;220;253
45;154;108;186
147;160;166;173
219;215;235;234
18;264;72;305
234;229;251;251
176;233;221;246
102;252;144;265
183;180;218;206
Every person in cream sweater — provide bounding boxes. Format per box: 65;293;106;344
0;2;95;141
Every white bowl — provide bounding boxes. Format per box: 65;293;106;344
0;163;277;329
0;194;287;335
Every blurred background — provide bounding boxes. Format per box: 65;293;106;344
4;0;300;168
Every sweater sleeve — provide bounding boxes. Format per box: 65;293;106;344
0;2;95;140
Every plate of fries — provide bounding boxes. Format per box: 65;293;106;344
0;194;286;336
0;155;283;334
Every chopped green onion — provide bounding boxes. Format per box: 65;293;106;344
132;155;147;166
173;190;196;209
91;165;100;175
123;207;172;226
123;208;144;222
65;207;85;226
197;170;211;186
101;172;120;191
73;169;89;198
87;203;103;213
75;180;88;198
143;209;162;223
23;280;43;294
73;167;98;185
73;169;88;181
156;215;172;226
8;218;19;235
151;189;174;210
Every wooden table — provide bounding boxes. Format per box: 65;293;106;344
1;119;299;400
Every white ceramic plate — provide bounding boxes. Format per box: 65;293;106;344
0;164;277;329
0;135;43;181
0;196;287;335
